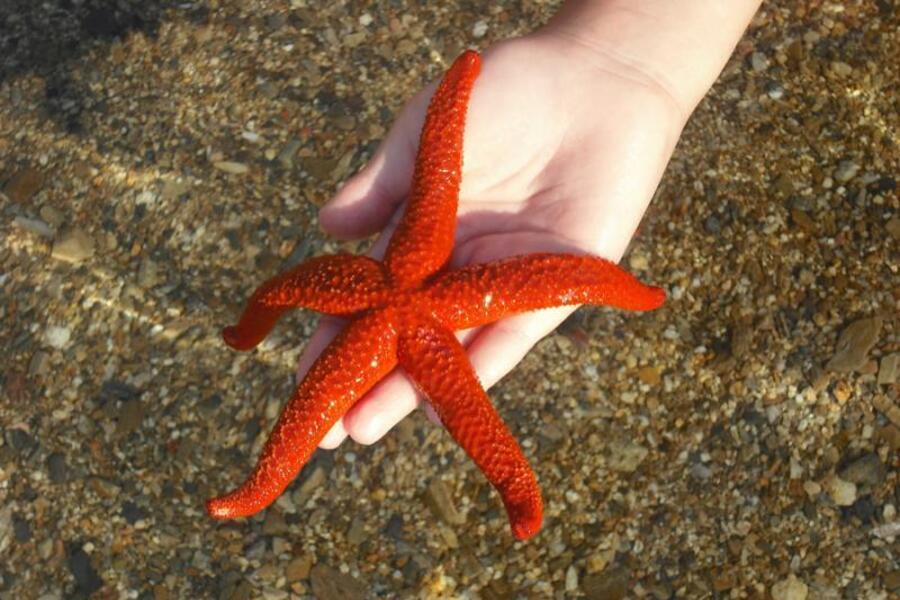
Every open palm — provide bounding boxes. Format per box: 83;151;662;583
303;33;687;448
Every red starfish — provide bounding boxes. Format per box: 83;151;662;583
206;50;665;540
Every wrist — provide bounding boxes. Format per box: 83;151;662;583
539;0;762;117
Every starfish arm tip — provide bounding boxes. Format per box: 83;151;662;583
205;496;237;520
510;504;543;540
222;325;259;351
647;286;667;309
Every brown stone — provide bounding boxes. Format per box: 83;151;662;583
423;478;465;525
791;208;817;234
637;366;661;386
583;566;630;600
826;317;881;373
884;569;900;591
3;167;43;203
51;228;95;263
285;553;313;582
309;564;366;600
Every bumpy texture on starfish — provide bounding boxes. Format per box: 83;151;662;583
206;50;665;540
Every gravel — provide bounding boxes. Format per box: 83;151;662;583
0;1;896;597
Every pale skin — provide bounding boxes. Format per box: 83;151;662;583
298;0;764;449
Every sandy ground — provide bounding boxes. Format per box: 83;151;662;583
0;1;897;598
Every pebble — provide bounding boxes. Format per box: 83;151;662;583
885;570;900;592
767;81;785;99
39;205;65;228
265;13;287;31
276;139;302;168
12;514;30;542
213;161;250;175
826;476;857;506
262;511;288;536
241;130;261;143
751;51;769;72
423;478;465;525
628;252;649;271
878;353;899;385
3;167;44;203
831;61;853;77
309;564;366;600
383;513;404;540
67;545;103;596
833;160;860;183
51;227;94;263
607;442;648;473
790;208;816;234
826;317;881;373
637;366;661;386
138;257;159;288
302;156;338;181
116;399;146;436
13;216;54;238
803;481;821;497
582;566;629;600
44;325;71;349
586;549;615;574
121;501;146;525
285;554;313;582
873;396;900;427
472;20;488;38
0;506;11;554
565;565;578;592
887;217;900;240
46;452;68;483
293;465;326;506
333;115;356;131
29;351;49;378
839;453;885;488
258;81;278;99
771;575;808;600
346;517;367;545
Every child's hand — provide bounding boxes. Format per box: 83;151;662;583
300;32;687;449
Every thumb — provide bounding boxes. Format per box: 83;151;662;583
319;89;432;239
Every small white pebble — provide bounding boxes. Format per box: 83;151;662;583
565;565;578;592
803;481;821;497
472;20;488;38
45;325;71;349
771;574;808;600
359;13;373;26
826;476;857;506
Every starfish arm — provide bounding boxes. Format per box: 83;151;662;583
425;253;666;329
207;308;399;519
223;254;389;351
384;50;481;287
397;320;543;540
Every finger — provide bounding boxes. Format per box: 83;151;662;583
318;151;408;240
464;307;576;390
340;326;481;444
341;306;573;445
318;419;348;449
341;370;421;445
346;309;574;446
